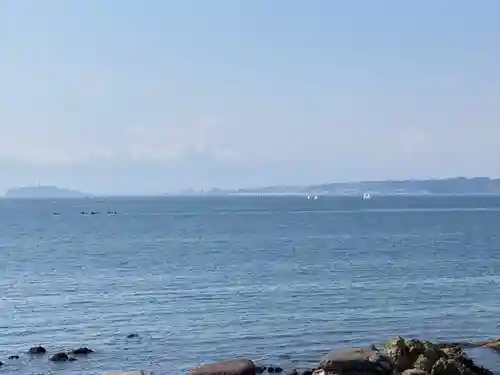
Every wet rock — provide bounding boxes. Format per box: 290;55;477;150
268;367;275;373
403;369;428;375
0;360;3;366
414;353;437;372
288;369;299;375
68;356;78;361
29;346;47;354
412;342;444;373
301;370;313;375
442;346;493;375
478;338;500;352
319;347;394;374
274;367;283;373
431;358;467;375
126;333;140;338
384;336;419;371
50;352;69;362
71;347;94;355
190;359;256;375
255;366;266;373
8;355;20;359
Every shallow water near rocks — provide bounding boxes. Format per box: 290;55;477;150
1;195;500;375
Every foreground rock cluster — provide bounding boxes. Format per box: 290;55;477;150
188;336;499;375
1;336;499;374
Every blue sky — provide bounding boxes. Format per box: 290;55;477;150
1;1;499;194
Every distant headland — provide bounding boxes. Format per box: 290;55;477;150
5;185;88;199
192;177;500;196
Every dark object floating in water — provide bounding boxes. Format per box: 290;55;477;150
53;212;60;215
90;211;99;215
50;352;69;362
108;211;118;215
8;355;20;360
29;346;46;354
71;347;94;355
126;333;140;338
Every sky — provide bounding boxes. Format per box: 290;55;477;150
1;1;499;195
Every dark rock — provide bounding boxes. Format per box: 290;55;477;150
384;336;420;371
274;367;283;373
255;366;266;373
68;356;78;361
301;370;313;375
127;333;140;338
288;370;299;375
190;359;255;375
319;347;394;374
29;346;47;354
50;352;69;362
71;347;94;355
0;360;3;366
268;367;275;373
442;346;493;375
431;358;467;375
8;355;20;359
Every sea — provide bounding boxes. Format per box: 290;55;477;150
1;195;500;375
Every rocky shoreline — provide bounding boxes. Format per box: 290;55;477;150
0;336;499;375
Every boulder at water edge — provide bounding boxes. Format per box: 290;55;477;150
479;338;500;352
28;346;47;354
318;347;394;374
71;347;94;355
50;352;69;362
190;359;256;375
382;336;493;375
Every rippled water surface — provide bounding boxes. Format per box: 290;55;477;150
1;195;500;374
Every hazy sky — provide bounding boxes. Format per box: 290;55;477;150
1;1;499;194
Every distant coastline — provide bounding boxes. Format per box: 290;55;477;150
5;177;500;198
182;177;500;196
5;185;88;199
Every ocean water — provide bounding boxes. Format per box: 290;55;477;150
1;195;500;375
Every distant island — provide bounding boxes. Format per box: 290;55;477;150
5;185;88;199
192;177;500;196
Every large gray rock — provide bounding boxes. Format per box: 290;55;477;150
403;369;428;375
319;348;394;374
190;359;256;375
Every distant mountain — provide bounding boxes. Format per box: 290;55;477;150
5;185;87;199
204;177;500;196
